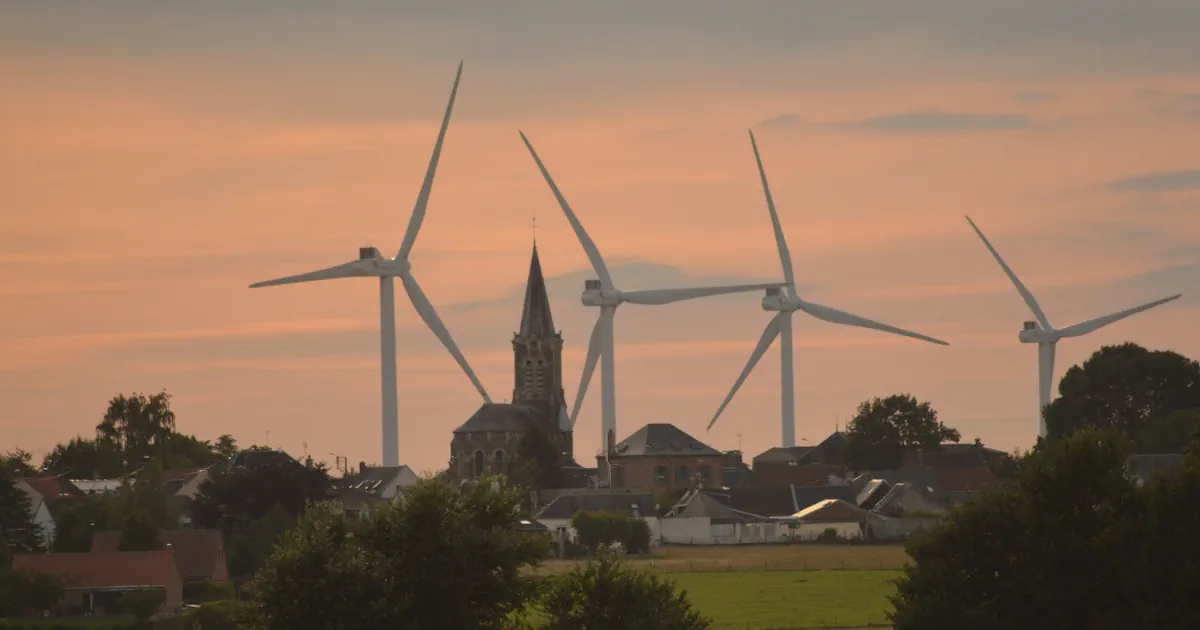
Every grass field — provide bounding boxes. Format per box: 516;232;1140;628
535;543;910;574
673;570;898;629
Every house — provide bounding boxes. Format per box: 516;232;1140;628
534;489;660;545
162;466;215;527
598;424;724;491
783;498;876;540
92;529;229;584
750;432;850;488
324;486;389;520
336;464;420;500
708;485;857;519
12;550;184;617
1128;454;1184;486
661;489;774;545
898;443;1007;470
866;482;946;540
15;476;88;546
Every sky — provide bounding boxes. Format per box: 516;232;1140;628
2;1;1199;475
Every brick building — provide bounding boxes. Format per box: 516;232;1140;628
449;243;577;481
598;424;724;492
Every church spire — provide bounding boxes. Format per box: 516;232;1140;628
519;242;556;338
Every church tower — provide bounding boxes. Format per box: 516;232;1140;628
513;242;568;426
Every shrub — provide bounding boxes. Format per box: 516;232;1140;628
571;511;652;555
121;587;167;622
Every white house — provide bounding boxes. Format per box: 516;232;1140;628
534;490;660;546
14;479;57;546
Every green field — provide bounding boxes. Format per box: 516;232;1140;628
672;570;898;629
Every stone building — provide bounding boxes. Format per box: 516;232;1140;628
449;243;576;481
597;423;724;492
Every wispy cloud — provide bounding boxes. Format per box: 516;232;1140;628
1014;90;1055;103
1108;169;1200;192
756;114;801;129
828;111;1033;134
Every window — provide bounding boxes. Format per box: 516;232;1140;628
698;465;713;486
492;449;506;474
675;465;690;487
653;466;668;484
473;450;485;478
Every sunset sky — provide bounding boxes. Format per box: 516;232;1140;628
3;1;1199;474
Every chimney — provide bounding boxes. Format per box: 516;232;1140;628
359;461;368;475
607;429;616;454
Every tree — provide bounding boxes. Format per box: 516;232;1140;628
1045;343;1200;445
0;464;43;552
97;391;178;468
214;434;239;460
1;449;36;476
842;394;961;471
190;457;330;581
537;548;711;630
513;423;566;490
52;493;118;552
42;436;125;479
1133;409;1200;454
571;511;652;555
243;476;549;630
121;587;166;622
119;511;162;551
889;429;1146;629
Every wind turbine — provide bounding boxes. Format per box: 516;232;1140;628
518;130;787;453
965;216;1181;438
249;62;491;467
707;131;950;448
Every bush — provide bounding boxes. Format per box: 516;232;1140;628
121;587;167;622
182;580;236;603
571;511;652;555
181;600;244;630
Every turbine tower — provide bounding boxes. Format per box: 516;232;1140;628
965;216;1181;438
518;130;786;453
708;130;950;447
249;62;491;467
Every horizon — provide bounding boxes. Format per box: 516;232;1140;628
2;1;1198;473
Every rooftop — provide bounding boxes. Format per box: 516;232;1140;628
609;423;721;458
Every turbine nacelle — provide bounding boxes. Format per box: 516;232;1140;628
581;279;621;306
1018;321;1056;343
762;287;793;312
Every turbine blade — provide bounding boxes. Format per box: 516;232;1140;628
708;312;785;431
397;61;463;261
965;216;1052;330
249;260;369;288
749;131;797;299
399;270;492;403
518;130;614;288
799;300;950;346
620;283;785;306
570;308;610;427
1056;294;1182;338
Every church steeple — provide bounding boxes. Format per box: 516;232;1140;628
513;242;566;420
519;242;556;338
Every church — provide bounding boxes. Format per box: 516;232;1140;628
448;242;582;481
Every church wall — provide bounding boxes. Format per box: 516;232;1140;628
451;431;523;480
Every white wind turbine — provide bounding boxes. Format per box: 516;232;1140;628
249;62;491;467
708;130;950;448
518;130;787;452
965;216;1181;438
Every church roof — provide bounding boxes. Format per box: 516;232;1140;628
611;423;721;457
454;403;542;434
518;242;556;338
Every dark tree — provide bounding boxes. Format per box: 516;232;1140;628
243;476;549;630
1;449;36;476
118;511;162;551
0;465;43;552
512;423;566;490
1045;343;1200;446
890;429;1148;629
42;436;125;479
1133;409;1200;455
52;493;118;552
538;549;711;630
842;394;961;470
97;391;178;467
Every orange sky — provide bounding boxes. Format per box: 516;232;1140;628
2;2;1199;473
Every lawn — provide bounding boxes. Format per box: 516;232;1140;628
535;544;909;574
672;570;898;629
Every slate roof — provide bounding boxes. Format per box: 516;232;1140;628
752;432;847;467
858;468;944;499
611;424;720;457
92;530;226;582
535;491;656;520
668;491;757;524
13;551;179;589
855;479;892;509
220;449;300;473
518;243;556;339
709;485;856;519
794;498;873;522
753;446;815;465
335;465;416;495
454;403;542;434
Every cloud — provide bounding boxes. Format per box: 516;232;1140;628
756;114;802;129
828;111;1033;134
1108;170;1200;192
1014;90;1055;103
